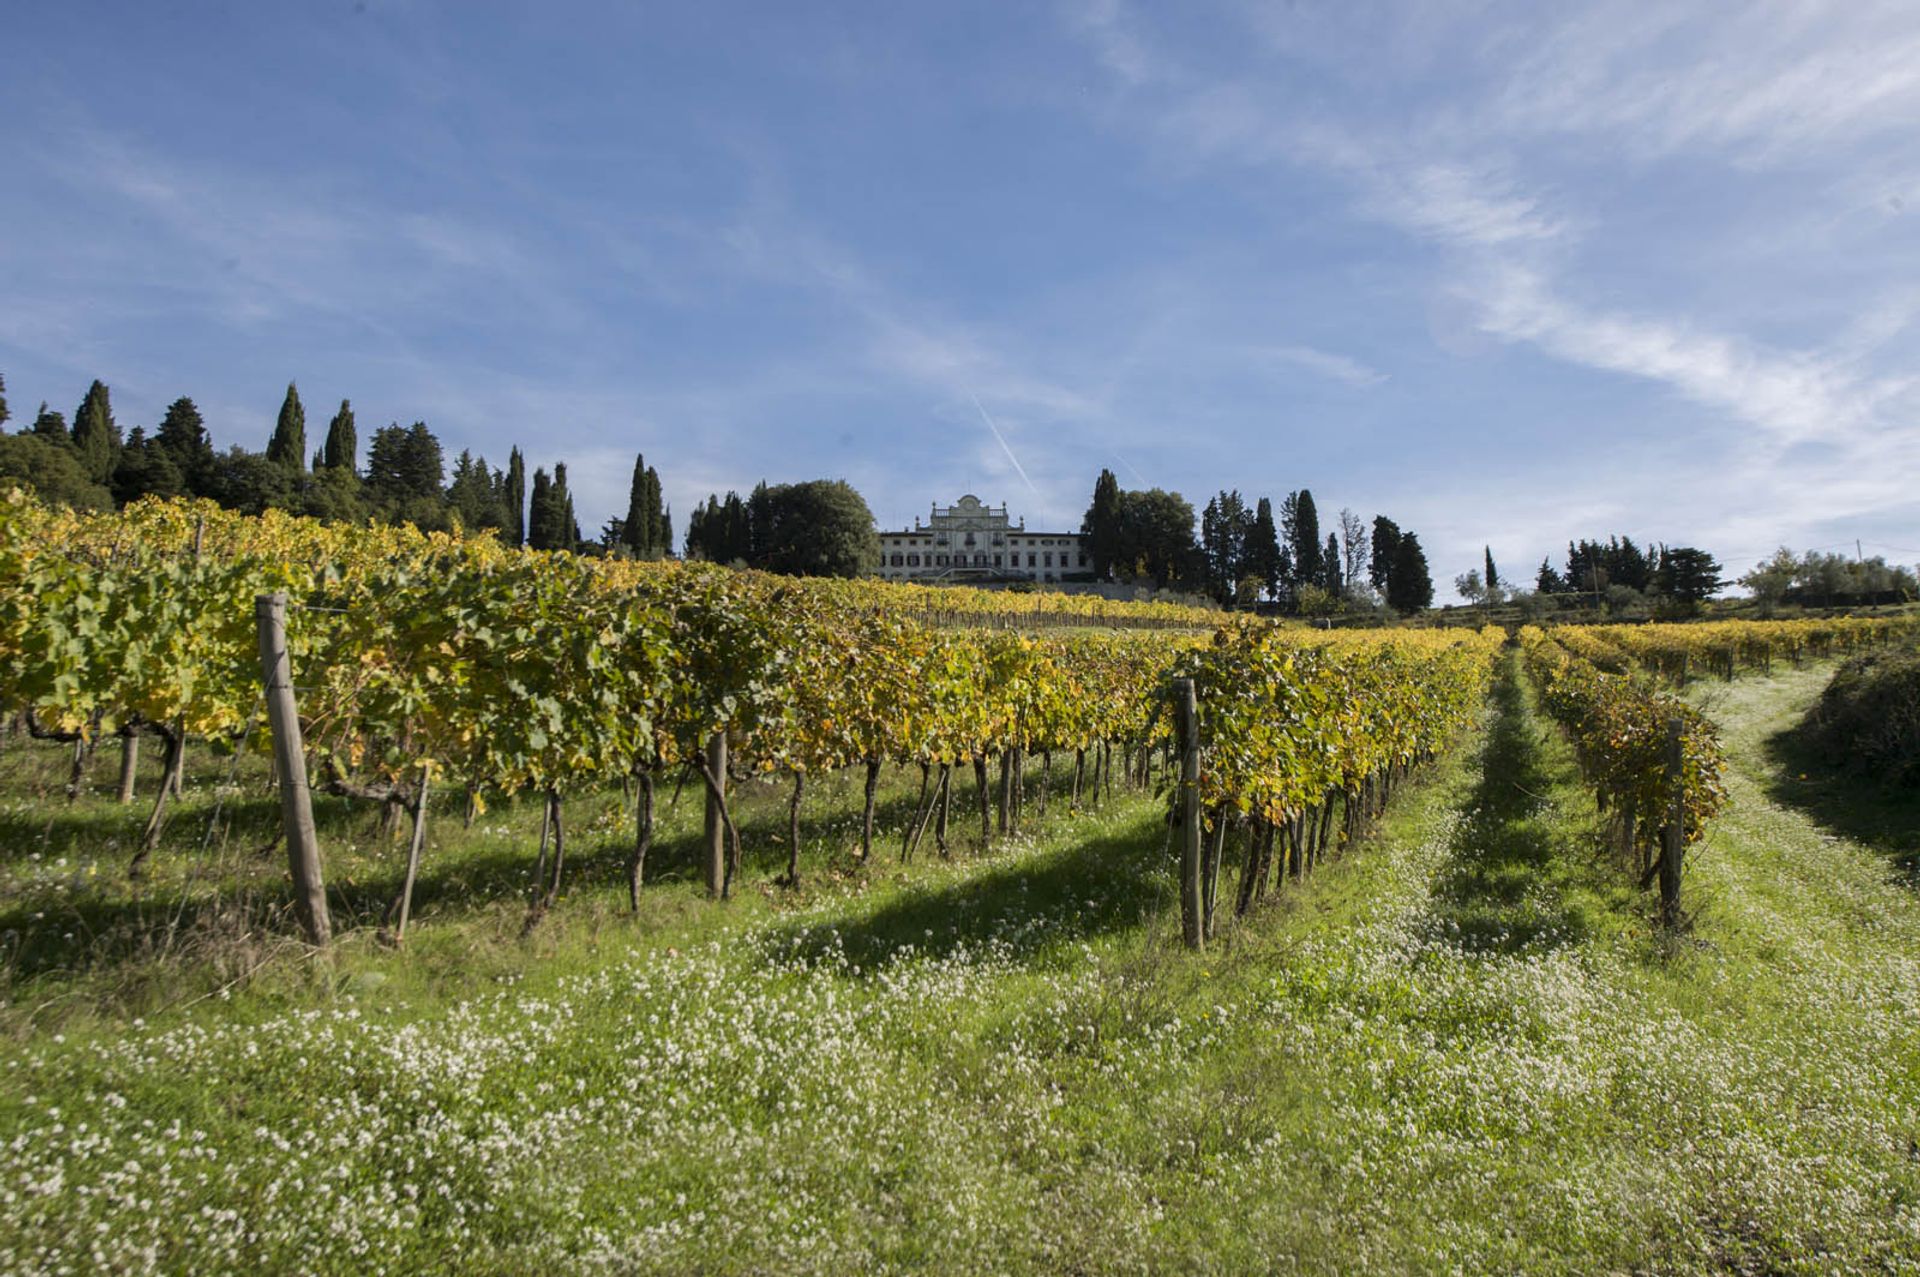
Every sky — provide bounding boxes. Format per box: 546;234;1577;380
3;0;1918;596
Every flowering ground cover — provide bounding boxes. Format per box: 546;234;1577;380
3;658;1918;1273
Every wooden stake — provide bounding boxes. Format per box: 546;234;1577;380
703;731;727;897
255;592;331;948
1174;678;1203;951
393;763;430;941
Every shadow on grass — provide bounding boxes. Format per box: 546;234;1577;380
765;819;1172;976
1761;725;1920;884
1427;657;1593;954
0;759;1123;981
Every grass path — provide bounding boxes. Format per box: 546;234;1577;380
3;658;1919;1273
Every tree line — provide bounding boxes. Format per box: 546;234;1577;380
1079;469;1435;614
0;374;685;559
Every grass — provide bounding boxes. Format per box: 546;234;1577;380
3;656;1920;1272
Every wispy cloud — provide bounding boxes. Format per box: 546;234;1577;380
1467;263;1911;448
1263;344;1387;388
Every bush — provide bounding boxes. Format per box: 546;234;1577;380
1801;650;1920;785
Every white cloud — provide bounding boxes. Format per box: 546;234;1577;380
1263;344;1387;388
1467;263;1907;448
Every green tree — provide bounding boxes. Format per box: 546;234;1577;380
110;427;184;505
527;467;560;550
1281;489;1321;596
0;372;8;427
154;397;215;493
1738;547;1797;615
267;382;307;472
72;379;121;484
554;462;581;549
1322;532;1342;594
320;399;357;473
1243;496;1283;601
1080;468;1125;580
365;422;445;506
1200;489;1251;604
1654;545;1723;614
1387;532;1433;612
1115;488;1201;590
1369;516;1401;594
205;447;294;516
741;478;879;577
1536;557;1566;596
1484;547;1499;592
621;453;666;558
28;403;70;447
505;447;527;547
447;450;507;532
687;491;751;563
302;463;367;523
0;433;113;509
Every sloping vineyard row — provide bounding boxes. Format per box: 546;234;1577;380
1520;625;1727;913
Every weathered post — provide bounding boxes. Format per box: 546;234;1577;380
255;592;331;948
1659;717;1685;927
1174;678;1203;951
116;732;139;803
393;762;430;941
703;730;727;898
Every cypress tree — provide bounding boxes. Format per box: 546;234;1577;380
1388;533;1434;612
322;399;357;473
621;454;651;556
645;466;666;557
1369;516;1402;594
1323;533;1342;593
1081;468;1124;579
555;463;581;549
1281;489;1322;595
1243;496;1283;601
527;467;557;550
0;372;8;428
72;380;120;484
267;383;306;472
1484;546;1499;593
506;447;527;547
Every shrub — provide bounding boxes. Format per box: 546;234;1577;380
1801;650;1920;785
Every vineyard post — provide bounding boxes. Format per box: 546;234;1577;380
703;731;727;897
116;731;139;803
1659;717;1685;926
254;592;332;948
1174;677;1203;951
393;761;430;942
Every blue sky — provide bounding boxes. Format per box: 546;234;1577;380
4;1;1919;595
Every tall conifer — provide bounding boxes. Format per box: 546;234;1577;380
322;399;357;473
72;380;120;483
267;383;306;472
506;447;527;547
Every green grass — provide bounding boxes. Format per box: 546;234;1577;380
3;658;1920;1273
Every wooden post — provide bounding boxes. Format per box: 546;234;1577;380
703;730;727;897
255;592;331;948
394;762;430;941
1659;717;1685;926
1174;677;1203;951
116;732;139;803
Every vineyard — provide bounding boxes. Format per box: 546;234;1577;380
0;493;1513;946
4;494;1920;1272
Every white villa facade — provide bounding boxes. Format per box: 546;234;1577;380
876;495;1090;584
